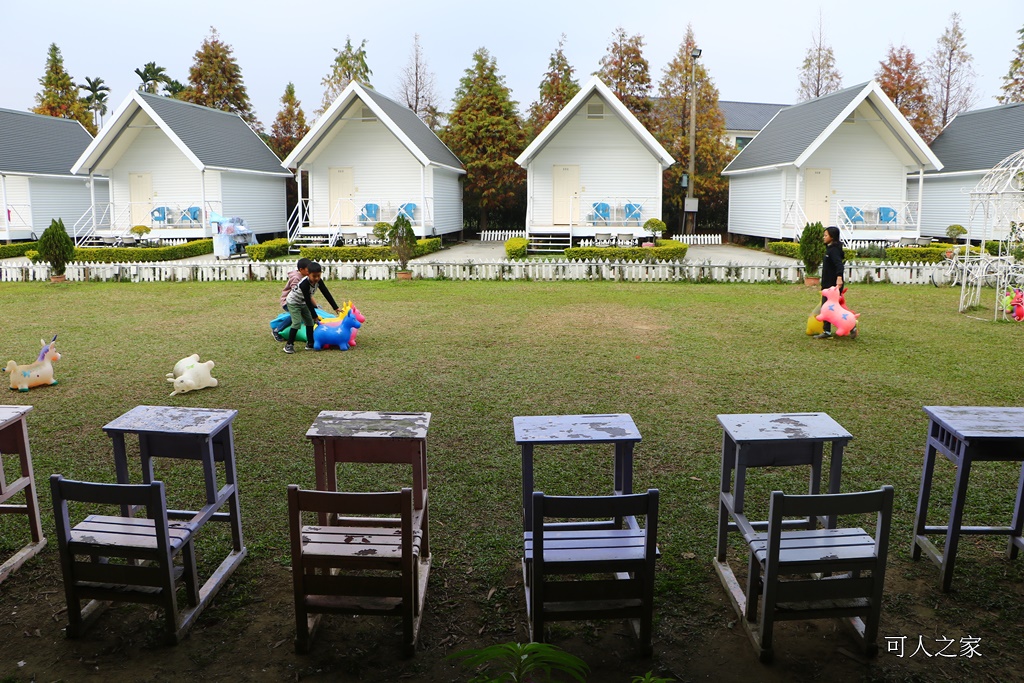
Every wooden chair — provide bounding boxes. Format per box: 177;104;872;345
737;486;894;663
288;485;430;656
524;490;659;655
50;474;200;644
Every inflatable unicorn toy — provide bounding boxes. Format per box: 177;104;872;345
166;354;218;396
5;336;60;391
815;286;860;336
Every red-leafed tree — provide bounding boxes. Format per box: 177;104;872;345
526;34;580;142
32;43;94;134
269;82;309;161
181;28;261;131
595;27;653;129
928;12;978;131
877;44;937;141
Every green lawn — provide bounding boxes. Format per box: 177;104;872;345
0;280;1021;681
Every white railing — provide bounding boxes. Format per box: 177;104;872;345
480;230;526;242
530;195;659;230
287;199;310;243
782;200;808;235
108;200;223;231
671;234;723;245
3;203;32;230
0;258;945;285
836;200;919;231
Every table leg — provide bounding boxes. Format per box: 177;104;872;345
808;442;823;529
615;442;635;496
940;456;972;592
14;419;43;545
827;441;845;529
522;444;534;531
311;440;329;526
1008;460;1024;560
220;427;244;552
717;434;736;562
201;436;217;504
912;443;938;561
111;434;132;517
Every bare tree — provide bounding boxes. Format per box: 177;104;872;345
797;12;842;101
397;34;439;124
928;12;978;131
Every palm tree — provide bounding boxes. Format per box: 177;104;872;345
134;62;170;94
79;76;110;130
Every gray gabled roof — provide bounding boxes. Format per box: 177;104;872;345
719;101;789;132
0;108;94;176
136;92;286;174
926;103;1024;174
358;88;462;169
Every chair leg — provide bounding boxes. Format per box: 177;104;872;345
757;569;776;663
744;552;760;622
639;568;654;657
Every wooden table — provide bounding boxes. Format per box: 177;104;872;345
305;411;430;538
714;412;852;601
513;413;642;531
912;406;1024;591
0;406;46;583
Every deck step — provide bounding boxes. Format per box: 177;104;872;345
528;234;571;254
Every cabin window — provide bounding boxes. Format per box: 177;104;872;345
736;136;753;150
587;103;604;120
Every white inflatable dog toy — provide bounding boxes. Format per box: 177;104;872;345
166;354;218;396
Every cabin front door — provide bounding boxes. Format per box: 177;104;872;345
328;167;355;225
552;165;579;226
128;172;153;227
803;168;831;226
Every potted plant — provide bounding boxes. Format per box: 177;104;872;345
799;221;826;286
374;214;417;280
644;217;666;241
37;218;76;282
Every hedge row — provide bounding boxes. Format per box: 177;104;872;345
245;238;290;261
564;239;688;262
767;241;856;261
0;241;39;259
884;244;977;263
299;238;442;263
72;239;213;263
505;237;528;259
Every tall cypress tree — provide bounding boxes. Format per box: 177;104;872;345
442;48;525;232
270;83;309;160
317;37;372;117
181;28;260;130
877;44;936;141
595;27;653;129
32;43;94;134
998;25;1024;104
526;34;580;142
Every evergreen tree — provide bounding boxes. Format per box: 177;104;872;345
655;25;733;231
998;25;1024;104
442;48;525;232
181;28;260;130
928;13;978;130
317;37;372;117
32;43;94;134
595;27;653;129
797;14;842;100
135;62;170;94
526;34;580;141
79;76;109;131
877;44;937;141
397;34;439;124
269;82;309;160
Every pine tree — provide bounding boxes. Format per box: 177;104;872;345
442;48;525;232
928;13;978;130
32;43;94;134
655;25;733;231
877;44;937;141
181;28;261;130
998;25;1024;104
797;14;842;100
269;83;309;160
526;34;580;142
397;34;439;124
595;27;653;129
317;37;372;117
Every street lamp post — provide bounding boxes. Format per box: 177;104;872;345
686;47;701;234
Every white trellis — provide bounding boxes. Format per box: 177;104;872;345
964;149;1024;317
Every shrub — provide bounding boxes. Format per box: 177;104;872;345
412;238;441;258
130;224;152;237
75;239;213;263
505;237;528;259
885;244;977;263
798;222;825;275
300;246;393;261
373;215;417;270
245;237;290;261
564;239;687;262
855;243;888;259
25;250;41;263
767;241;800;259
946;224;967;241
0;241;39;259
644;218;667;238
37;218;76;276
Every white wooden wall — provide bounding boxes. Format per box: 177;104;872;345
909;174;977;238
30;176;108;232
2;175;31;230
727;172;783;238
306;111;422;225
221;173;286;235
528;95;662;225
431;167;463;236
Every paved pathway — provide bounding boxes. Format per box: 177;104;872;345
415;240;799;265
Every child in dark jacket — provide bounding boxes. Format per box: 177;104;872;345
282;262;341;353
814;226;856;339
272;258;312;341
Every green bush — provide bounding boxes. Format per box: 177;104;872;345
75;239;213;263
855;243;888;259
564;239;687;262
799;222;826;275
0;241;39;259
412;238;441;258
946;224;967;241
38;218;76;275
505;237;528;259
885;244;977;263
25;250;41;263
767;241;800;258
245;237;291;261
643;218;667;238
300;238;439;263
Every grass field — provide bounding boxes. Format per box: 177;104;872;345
0;279;1022;682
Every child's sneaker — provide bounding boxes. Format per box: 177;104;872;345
304;343;317;351
283;343;295;354
272;329;284;342
849;326;858;340
812;331;832;339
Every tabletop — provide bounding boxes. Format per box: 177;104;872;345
923;406;1024;440
306;411;431;440
0;406;32;429
717;413;852;443
103;406;237;436
513;414;641;445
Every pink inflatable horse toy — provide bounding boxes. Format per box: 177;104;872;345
5;336;60;391
815;287;860;336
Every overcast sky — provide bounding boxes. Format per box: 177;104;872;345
4;1;1022;129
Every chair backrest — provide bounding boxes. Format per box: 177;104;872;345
398;203;416;220
593;202;610;219
897;237;917;247
289;485;413;562
50;474;172;552
151;206;167;221
182;206;201;222
120;235;137;246
878;206;897;224
595;232;613;243
362;203;379;220
624;203;641;222
843;206;864;223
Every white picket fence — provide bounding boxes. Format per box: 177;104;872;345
480;230;526;242
0;259;943;284
671;234;723;245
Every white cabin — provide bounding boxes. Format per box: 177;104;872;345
723;81;942;243
71;91;290;245
515;76;674;251
282;82;464;248
0;109;108;242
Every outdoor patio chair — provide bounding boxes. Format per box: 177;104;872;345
624;202;643;226
617;233;635;247
397;203;417;221
524;490;659;656
594;232;613;247
359;203;379;223
592;202;611;226
878;206;897;224
738;486;894;663
150;206;170;226
120;235;137;247
843;206;865;225
180;206;201;225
